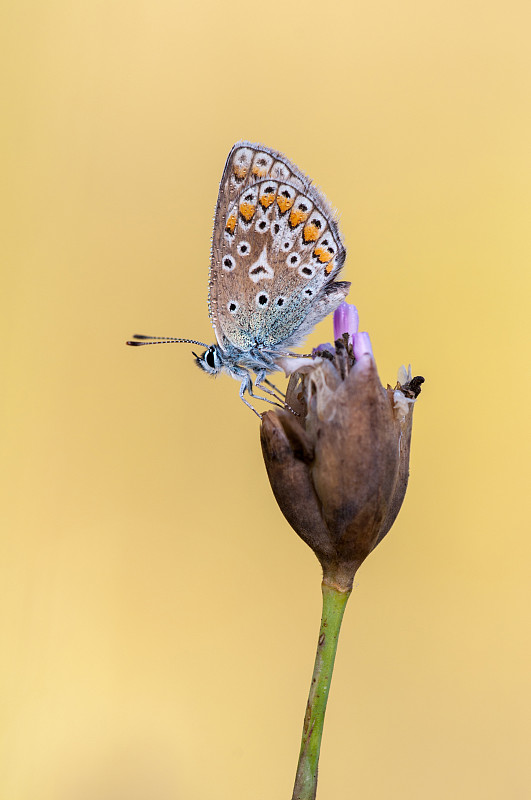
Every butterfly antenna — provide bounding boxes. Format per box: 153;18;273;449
126;335;209;347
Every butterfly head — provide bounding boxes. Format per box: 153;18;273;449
193;344;224;375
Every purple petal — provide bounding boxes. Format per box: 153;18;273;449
334;302;359;342
313;343;335;356
353;331;373;360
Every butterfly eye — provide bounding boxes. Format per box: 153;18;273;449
205;348;217;369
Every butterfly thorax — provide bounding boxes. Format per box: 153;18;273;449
194;342;285;378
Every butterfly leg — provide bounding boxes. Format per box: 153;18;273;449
238;373;282;417
254;372;286;404
254;372;300;416
263;378;286;399
238;388;262;418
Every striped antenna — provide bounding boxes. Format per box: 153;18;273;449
126;335;209;347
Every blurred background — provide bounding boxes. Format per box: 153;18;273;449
2;1;530;798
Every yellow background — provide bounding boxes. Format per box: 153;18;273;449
2;1;530;797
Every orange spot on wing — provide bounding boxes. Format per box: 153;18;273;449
289;209;310;228
239;202;256;221
252;165;268;177
225;213;237;234
260;194;276;208
303;223;320;243
277;195;295;214
314;246;332;264
325;261;335;275
233;165;248;180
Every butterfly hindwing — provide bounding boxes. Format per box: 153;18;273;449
209;143;347;352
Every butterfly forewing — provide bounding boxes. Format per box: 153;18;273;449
209;142;347;352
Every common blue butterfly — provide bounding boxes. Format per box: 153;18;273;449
127;142;350;415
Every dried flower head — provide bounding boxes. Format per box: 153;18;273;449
261;303;424;592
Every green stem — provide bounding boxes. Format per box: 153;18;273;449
292;582;351;800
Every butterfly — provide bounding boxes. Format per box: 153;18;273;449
127;142;350;416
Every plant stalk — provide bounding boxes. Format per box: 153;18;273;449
292;581;351;800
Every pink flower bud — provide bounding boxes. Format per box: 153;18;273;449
333;302;359;343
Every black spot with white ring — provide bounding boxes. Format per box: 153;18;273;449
228;300;239;314
222;255;236;271
287;253;301;267
237;241;251;256
299;264;315;279
256;292;269;307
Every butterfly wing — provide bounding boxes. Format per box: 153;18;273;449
209;142;349;353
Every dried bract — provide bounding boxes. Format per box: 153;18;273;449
261;328;423;592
